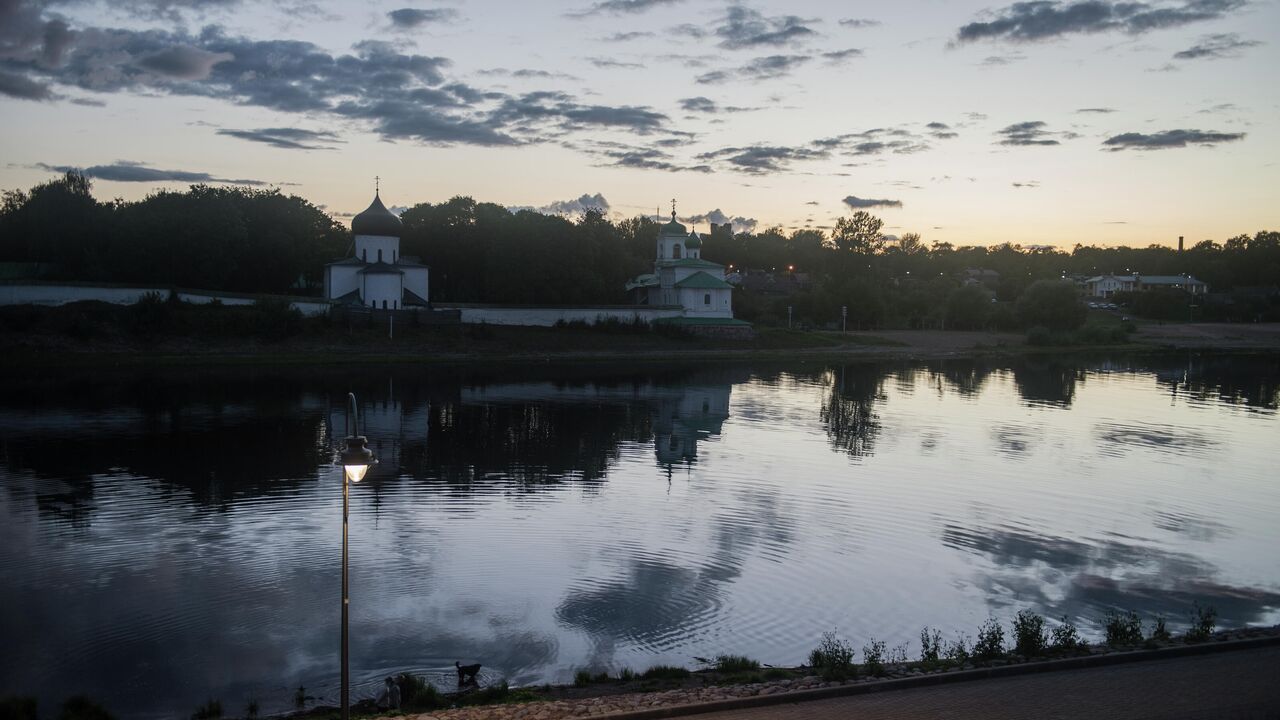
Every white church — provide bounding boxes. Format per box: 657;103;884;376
323;191;429;310
625;210;734;319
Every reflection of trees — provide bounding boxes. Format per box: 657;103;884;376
820;365;883;459
940;521;1280;630
1151;354;1280;410
927;359;995;397
1010;357;1084;407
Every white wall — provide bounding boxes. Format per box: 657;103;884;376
362;272;402;309
403;266;429;301
354;234;399;264
0;283;332;316
677;288;732;318
438;304;685;326
327;265;360;300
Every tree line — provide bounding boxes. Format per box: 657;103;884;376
1;173;1276;327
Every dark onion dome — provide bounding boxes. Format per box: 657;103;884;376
661;211;687;236
352;193;402;238
685;231;702;249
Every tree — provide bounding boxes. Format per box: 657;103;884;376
830;211;885;255
946;284;991;330
1015;280;1086;330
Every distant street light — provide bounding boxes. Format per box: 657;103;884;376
338;393;376;720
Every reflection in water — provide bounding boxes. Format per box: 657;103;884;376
1;355;1278;719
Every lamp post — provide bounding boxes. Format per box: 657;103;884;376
338;392;376;720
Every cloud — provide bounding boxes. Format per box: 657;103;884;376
37;161;268;185
981;53;1025;65
1172;33;1261;59
568;0;682;17
821;48;863;64
387;8;459;29
814;127;932;156
838;18;880;28
0;69;54;100
956;0;1247;43
842;195;902;209
679;96;717;112
696;145;828;173
1075;107;1116;113
135;45;234;80
603;31;654;41
926;121;958;139
698;54;811;83
1012;181;1040;188
714;6;819;49
215;127;340;150
578;141;711;173
683;208;758;233
1101;129;1245;150
997;121;1064;146
510;192;611;216
588;57;645;69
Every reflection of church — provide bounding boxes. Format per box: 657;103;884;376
653;383;730;467
327;383;430;481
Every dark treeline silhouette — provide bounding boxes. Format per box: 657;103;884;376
2;173;1277;325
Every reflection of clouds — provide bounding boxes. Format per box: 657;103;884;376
1095;423;1219;458
1152;510;1232;542
940;521;1280;630
990;424;1041;458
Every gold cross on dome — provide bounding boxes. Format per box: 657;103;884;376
671;198;676;217
375;175;380;193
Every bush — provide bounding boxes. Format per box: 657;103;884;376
1149;616;1172;642
945;634;971;664
617;667;635;681
1;697;38;720
1012;610;1047;657
1104;610;1143;647
1185;603;1217;643
59;697;114;720
919;627;943;665
973;618;1005;660
1016;280;1086;331
809;631;856;680
1050;616;1082;651
641;665;691;680
573;670;593;687
1026;325;1053;346
396;673;443;711
190;699;221;720
714;655;760;672
862;639;886;677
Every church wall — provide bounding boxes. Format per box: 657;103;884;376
327;265;361;300
677;287;732;318
437;304;685;327
0;282;333;316
362;273;403;309
403;266;429;301
354;234;399;264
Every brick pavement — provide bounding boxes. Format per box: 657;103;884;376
690;645;1280;720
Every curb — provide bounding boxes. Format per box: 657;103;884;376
595;634;1280;720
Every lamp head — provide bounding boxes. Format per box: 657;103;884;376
339;435;376;483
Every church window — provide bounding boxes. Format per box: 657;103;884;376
382;300;387;309
673;244;682;259
378;249;383;262
362;249;367;261
704;293;711;305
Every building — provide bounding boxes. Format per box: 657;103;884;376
324;192;429;309
625;210;734;319
1085;274;1208;298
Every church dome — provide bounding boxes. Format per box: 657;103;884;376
352;193;402;238
661;211;687;236
686;231;702;249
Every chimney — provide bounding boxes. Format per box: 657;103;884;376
1178;236;1184;253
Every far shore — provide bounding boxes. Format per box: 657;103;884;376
5;322;1280;370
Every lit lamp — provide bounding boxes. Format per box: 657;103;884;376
338;393;376;720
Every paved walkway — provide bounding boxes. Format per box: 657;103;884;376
692;646;1280;720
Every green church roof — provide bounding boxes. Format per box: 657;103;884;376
675;271;732;289
661;211;687;236
658;257;723;269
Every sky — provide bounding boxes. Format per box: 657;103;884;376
1;0;1276;247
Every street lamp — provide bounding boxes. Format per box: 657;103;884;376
338;392;376;720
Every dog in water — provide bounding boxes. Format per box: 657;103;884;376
455;661;481;686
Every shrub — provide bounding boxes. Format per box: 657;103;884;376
190;699;221;720
1050;616;1082;651
617;668;635;681
1104;610;1143;647
396;673;442;711
293;686;305;709
919;627;943;665
714;655;760;672
244;698;258;720
1185;603;1217;643
944;633;971;664
809;631;856;680
1;697;38;720
973;618;1005;660
641;665;691;680
1012;610;1047;657
1026;325;1053;346
862;639;886;677
887;644;909;665
763;668;790;680
58;697;114;720
1149;616;1172;643
573;671;592;687
1016;280;1086;331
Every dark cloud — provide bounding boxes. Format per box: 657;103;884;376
37;161;268;185
683;208;758;233
956;0;1247;43
579;141;712;173
1076;107;1116;113
387;8;459;29
679;96;717;112
838;18;881;28
1101;129;1245;150
135;45;233;79
0;69;53;100
1012;181;1040;188
843;195;902;209
815;127;932;156
1173;32;1262;59
479;68;581;81
568;0;682;17
714;6;819;49
588;57;645;69
926;121;958;139
698;54;811;83
821;48;863;63
981;53;1025;65
997;120;1063;146
603;31;654;41
509;192;610;216
215;127;340;150
696;145;828;173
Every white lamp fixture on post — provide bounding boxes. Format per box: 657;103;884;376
338;392;376;720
